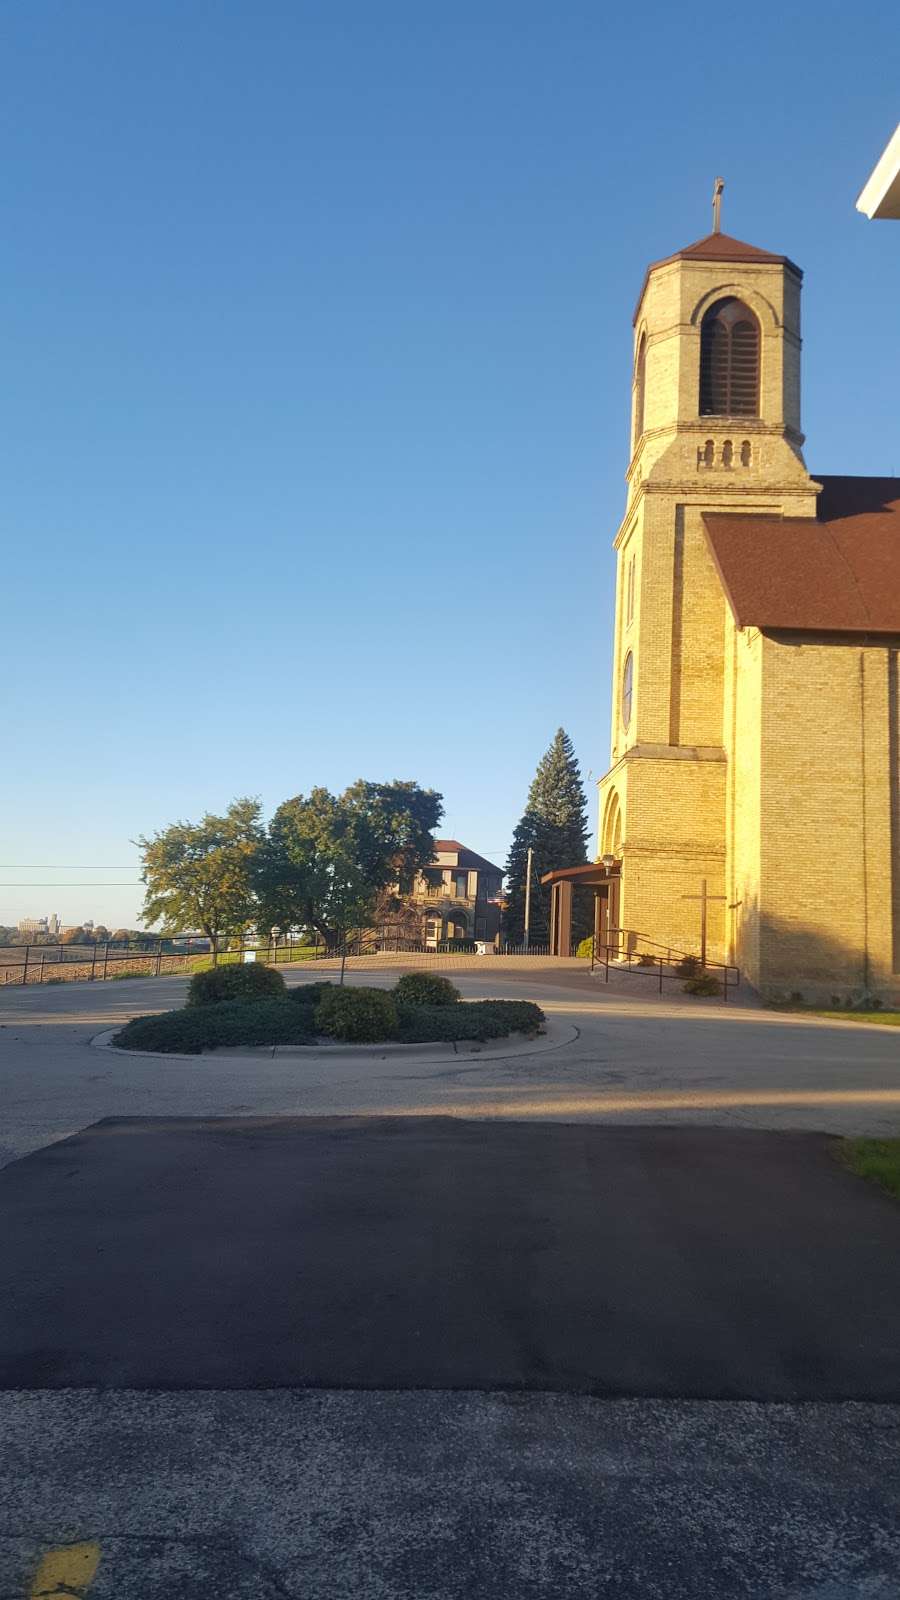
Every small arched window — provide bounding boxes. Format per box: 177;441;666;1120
699;298;760;417
633;334;647;446
621;652;634;730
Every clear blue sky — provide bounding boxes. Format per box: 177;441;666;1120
2;0;897;928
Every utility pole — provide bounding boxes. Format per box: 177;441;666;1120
523;846;533;952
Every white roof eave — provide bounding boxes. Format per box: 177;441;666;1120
856;123;900;220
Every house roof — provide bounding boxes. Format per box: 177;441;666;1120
703;476;900;634
432;840;503;875
634;232;802;323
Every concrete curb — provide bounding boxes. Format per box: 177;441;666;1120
89;1017;580;1066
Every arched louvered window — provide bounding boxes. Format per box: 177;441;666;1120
699;298;759;417
633;334;647;445
621;652;634;730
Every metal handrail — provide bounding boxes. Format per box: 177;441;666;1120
589;928;740;1003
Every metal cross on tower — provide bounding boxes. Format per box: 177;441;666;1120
712;176;724;234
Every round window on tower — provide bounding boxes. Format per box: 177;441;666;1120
622;651;634;730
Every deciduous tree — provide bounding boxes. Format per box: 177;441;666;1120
137;798;263;959
256;780;442;960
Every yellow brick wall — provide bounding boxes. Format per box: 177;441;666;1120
724;621;763;983
756;635;900;1003
617;754;727;960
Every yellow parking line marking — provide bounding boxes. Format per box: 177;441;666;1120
30;1541;100;1597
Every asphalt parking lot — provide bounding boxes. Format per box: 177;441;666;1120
3;1114;900;1399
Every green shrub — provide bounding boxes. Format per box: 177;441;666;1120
395;998;544;1043
187;962;286;1008
114;987;545;1053
289;980;335;1007
682;972;720;997
394;972;460;1007
315;985;398;1042
115;997;316;1054
576;936;595;958
675;955;700;978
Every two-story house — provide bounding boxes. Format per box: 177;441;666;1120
400;840;503;949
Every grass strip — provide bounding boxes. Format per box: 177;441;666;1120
843;1138;900;1201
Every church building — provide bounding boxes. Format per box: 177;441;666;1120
554;219;900;1003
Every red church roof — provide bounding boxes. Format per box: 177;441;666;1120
703;477;900;634
633;232;802;323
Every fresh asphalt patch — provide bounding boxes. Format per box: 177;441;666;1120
2;1116;900;1398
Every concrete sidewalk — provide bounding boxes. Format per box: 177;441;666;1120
3;1390;899;1599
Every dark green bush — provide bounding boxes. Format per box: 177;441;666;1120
115;998;316;1054
682;972;720;997
289;980;335;1007
115;987;545;1053
396;998;544;1043
187;962;286;1008
315;985;398;1042
394;972;460;1007
675;955;700;978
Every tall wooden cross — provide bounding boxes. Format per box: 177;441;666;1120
681;878;727;968
712;176;724;234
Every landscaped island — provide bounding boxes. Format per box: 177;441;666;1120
113;966;545;1054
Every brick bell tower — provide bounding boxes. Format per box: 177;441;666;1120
596;192;818;962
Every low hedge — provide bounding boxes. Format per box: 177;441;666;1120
187;962;286;1007
394;972;460;1007
314;986;399;1042
396;998;544;1043
115;997;317;1054
115;988;545;1052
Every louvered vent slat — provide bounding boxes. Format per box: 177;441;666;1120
699;300;759;417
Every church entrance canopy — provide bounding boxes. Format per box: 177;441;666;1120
540;861;622;958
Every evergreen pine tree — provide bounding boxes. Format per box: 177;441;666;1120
503;729;592;948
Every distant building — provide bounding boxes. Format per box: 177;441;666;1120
17;917;48;936
48;913;60;937
397;840;503;948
